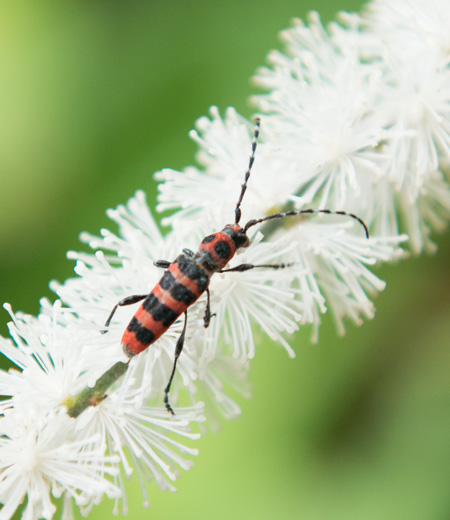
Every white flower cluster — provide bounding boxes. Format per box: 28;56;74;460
0;300;205;519
252;0;450;253
1;1;450;518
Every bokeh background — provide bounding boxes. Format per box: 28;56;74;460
1;1;450;519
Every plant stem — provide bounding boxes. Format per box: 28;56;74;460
65;361;129;418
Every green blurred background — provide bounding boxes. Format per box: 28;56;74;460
1;1;450;519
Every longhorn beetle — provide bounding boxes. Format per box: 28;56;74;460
102;118;369;415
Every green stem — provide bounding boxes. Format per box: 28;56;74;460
65;361;129;418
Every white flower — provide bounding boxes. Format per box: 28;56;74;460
361;0;450;60
193;351;251;431
2;2;450;518
0;301;205;519
283;220;404;338
252;5;450;252
156;106;304;227
0;302;112;414
374;52;450;196
0;408;119;520
254;40;387;210
156;107;258;224
74;368;204;514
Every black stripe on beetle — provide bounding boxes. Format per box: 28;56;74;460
197;251;217;272
214;240;231;259
127;317;156;344
150;301;179;327
176;255;209;291
160;270;176;291
171;282;197;305
142;293;159;312
160;270;197;304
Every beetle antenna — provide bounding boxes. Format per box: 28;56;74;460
244;208;369;239
235;117;261;224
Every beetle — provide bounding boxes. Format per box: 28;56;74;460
102;118;368;414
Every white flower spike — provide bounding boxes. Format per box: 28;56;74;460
2;1;450;518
